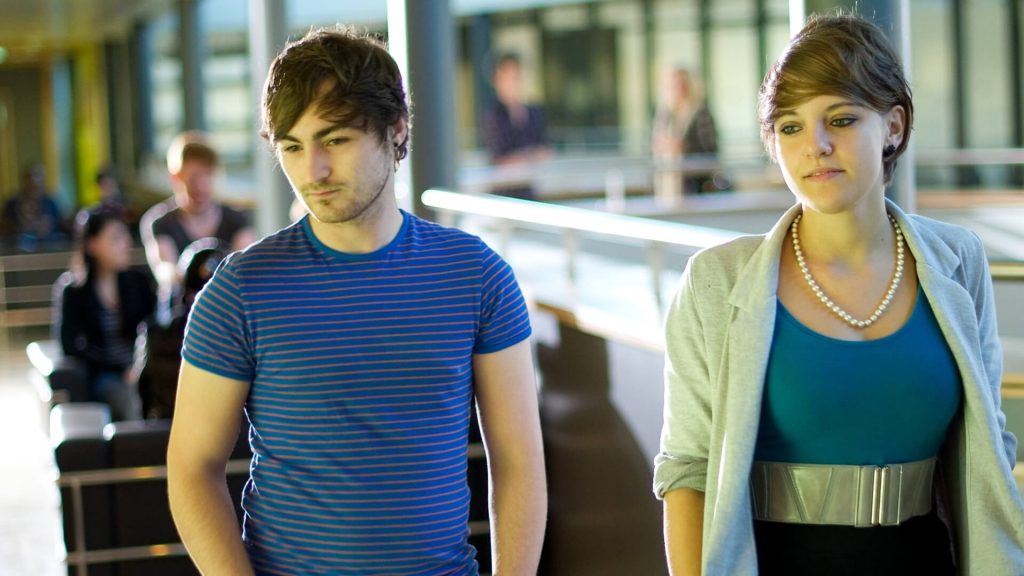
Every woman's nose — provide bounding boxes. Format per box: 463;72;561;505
805;124;833;157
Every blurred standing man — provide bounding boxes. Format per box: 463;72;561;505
140;132;254;299
480;53;553;199
167;26;547;576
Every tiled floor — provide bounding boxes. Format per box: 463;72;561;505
0;334;65;576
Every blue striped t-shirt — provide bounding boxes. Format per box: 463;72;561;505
182;211;532;575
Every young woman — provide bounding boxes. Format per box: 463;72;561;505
654;13;1023;575
56;209;155;421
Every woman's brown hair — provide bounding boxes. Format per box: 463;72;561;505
758;13;914;184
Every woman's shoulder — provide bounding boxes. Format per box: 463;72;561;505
903;213;985;257
687;235;766;277
57;271;86;299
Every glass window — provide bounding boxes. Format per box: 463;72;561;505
964;0;1012;187
150;12;181;161
709;0;754;23
910;0;956;188
201;0;250;172
709;26;760;156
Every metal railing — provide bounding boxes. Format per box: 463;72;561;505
0;247;147;347
423;188;743;308
59;459;250;574
422;188;1024;380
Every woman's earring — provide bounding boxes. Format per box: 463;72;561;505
883;144;897;157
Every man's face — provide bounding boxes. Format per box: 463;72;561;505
275;103;402;226
173;160;216;213
494;60;524;105
22;165;45;196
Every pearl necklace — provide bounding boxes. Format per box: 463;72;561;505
790;212;904;329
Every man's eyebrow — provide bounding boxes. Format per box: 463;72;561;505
277;123;358;144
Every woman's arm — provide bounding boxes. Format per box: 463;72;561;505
967;231;1015;468
664;488;705;576
656;259;715;573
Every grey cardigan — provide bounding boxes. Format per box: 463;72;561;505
654;201;1024;575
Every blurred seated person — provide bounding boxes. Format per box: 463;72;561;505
2;163;65;250
134;238;225;420
480;53;553;200
652;68;728;194
54;208;156;421
92;165;137;225
140;131;254;299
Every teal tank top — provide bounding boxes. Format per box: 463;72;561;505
755;287;962;465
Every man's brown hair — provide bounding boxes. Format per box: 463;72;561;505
260;26;410;162
758;13;914;184
166;131;219;175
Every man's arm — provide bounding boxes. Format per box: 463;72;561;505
473;339;547;576
663;487;704;576
167;360;254;575
230;227;256;253
139;206;179;290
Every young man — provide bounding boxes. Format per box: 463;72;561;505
167;27;547;576
140;131;254;297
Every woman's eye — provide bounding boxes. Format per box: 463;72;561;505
778;124;800;136
831;116;856;127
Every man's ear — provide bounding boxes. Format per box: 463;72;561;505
390;118;409;148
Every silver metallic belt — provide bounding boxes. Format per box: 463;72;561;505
750;457;936;527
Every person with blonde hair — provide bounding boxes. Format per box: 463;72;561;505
656;13;1023;575
140;131;254;297
652;68;724;195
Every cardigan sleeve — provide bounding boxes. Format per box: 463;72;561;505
654;258;713;498
965;231;1016;469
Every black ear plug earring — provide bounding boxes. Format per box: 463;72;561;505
883;144;896;157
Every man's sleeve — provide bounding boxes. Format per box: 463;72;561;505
474;246;532;354
181;259;255;382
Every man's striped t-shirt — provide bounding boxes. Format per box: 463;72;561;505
182;211;532;575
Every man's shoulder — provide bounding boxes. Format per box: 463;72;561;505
141;199;176;228
405;213;487;250
226;219;306;265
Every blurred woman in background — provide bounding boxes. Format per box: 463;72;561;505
55;208;155;421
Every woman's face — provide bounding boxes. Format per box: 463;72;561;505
772;94;904;216
87;220;132;272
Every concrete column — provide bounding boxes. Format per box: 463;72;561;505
179;0;206;131
248;0;293;238
105;40;137;182
131;21;155;168
388;0;457;219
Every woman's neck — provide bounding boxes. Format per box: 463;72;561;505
796;203;893;267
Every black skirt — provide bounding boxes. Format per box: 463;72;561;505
754;509;954;576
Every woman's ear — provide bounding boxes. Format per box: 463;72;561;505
885;105;906;149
